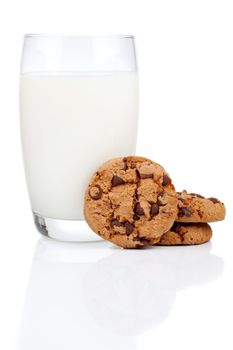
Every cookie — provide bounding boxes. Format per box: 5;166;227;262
84;156;178;248
176;191;226;223
157;223;212;245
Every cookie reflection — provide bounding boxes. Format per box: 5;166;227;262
83;249;176;336
83;243;224;335
18;239;224;350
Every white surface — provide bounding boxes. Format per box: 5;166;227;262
0;0;233;349
20;72;138;219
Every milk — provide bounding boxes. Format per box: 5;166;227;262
20;72;138;220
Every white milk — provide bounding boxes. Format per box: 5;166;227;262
20;72;138;220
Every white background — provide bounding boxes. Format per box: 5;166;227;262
0;0;233;349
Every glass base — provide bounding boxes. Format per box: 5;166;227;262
33;213;101;242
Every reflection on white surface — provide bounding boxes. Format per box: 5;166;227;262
18;238;224;350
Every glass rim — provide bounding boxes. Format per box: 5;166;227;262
24;34;135;39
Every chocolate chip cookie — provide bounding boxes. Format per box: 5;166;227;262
157;223;212;245
84;156;178;248
176;191;226;223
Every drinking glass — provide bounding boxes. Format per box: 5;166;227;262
20;35;138;241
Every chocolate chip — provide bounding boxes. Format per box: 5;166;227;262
124;221;134;235
111;175;125;187
150;203;159;217
133;237;151;247
131;161;137;169
172;223;182;233
122;157;128;170
89;185;102;200
134;202;145;216
140;173;153;179
135;244;143;249
134;244;141;248
162;175;172;186
190;193;204;198
133;214;140;221
140;238;151;247
208;197;219;204
111;219;121;227
178;207;192;217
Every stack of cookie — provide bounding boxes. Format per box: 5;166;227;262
84;156;225;249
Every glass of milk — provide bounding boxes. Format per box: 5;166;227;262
20;35;138;241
